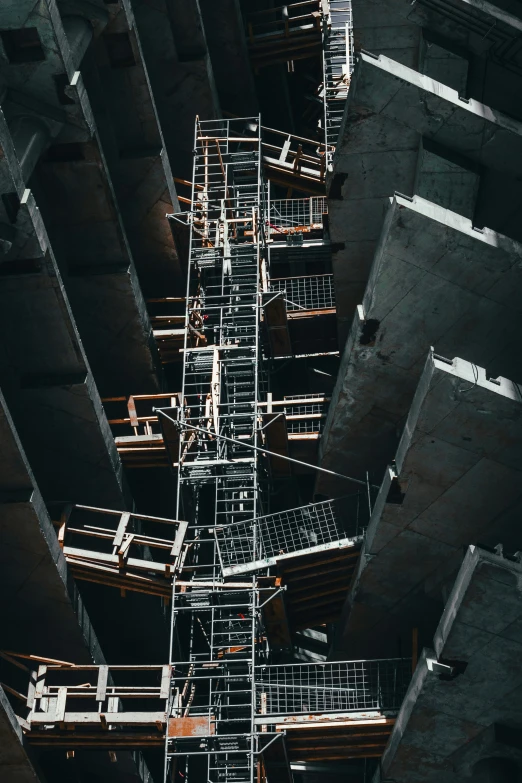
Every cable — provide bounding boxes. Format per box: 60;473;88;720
154;408;379;489
457;362;478;393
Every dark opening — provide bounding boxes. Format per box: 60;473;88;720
105;32;136;68
2;192;20;224
43;143;85;163
0;27;45;64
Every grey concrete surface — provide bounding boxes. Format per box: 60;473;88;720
0;388;106;659
0;0;164;395
319;194;522;497
376;546;522;783
0;687;44;783
126;0;220;182
328;51;522;342
199;0;258;116
336;351;522;658
82;2;183;293
0;108;130;507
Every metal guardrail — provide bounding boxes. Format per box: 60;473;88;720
269;196;327;231
270;274;335;311
246;1;322;68
216;494;366;575
255;659;411;718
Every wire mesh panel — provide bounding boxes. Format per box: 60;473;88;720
255;659;411;717
271;275;335;311
216;494;366;575
269;197;327;230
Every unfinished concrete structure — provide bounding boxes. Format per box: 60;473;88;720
1;1;521;783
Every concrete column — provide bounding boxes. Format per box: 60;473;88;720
61;15;93;68
10;116;50;182
472;757;519;783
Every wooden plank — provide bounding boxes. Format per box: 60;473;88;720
30;711;167;726
113;513;130;549
258;576;292;648
34;666;47;700
127;397;139;428
54;687;67;723
171;520;189;559
63;546;170;575
277;546;361;575
118;534;135;566
262;292;292;357
263;412;291;478
96;666;108;703
160;666;171;700
26;671;36;709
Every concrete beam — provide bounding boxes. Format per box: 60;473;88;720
329;51;522;340
0;388;107;658
337;351;522;658
319;194;522;496
352;0;522;68
0;109;130;506
0;0;163;394
376;546;522;783
125;0;220;181
79;3;183;293
199;0;258;116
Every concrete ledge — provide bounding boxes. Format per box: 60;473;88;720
352;0;522;67
338;351;522;657
80;3;183;293
319;194;522;495
126;0;220;181
199;0;257;116
0;110;130;506
0;2;164;395
378;546;522;783
0;387;107;660
328;50;522;337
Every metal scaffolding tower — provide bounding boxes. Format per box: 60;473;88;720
322;1;353;166
165;116;270;783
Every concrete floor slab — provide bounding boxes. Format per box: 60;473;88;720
0;387;106;659
199;0;257;116
0;4;164;396
351;0;522;70
127;0;220;181
337;352;522;658
329;50;522;339
376;546;522;783
318;194;522;495
0;118;130;506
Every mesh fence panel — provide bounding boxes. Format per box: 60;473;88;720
270;275;335;311
255;659;411;716
216;494;366;574
269;197;327;228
